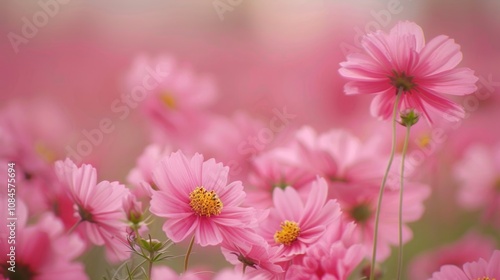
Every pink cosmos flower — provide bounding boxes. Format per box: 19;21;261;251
55;158;131;262
149;151;257;248
409;231;496;280
332;178;430;261
275;127;430;261
454;144;500;227
0;213;87;280
126;55;216;145
0;104;67;215
127;144;172;198
429;250;500;280
221;240;285;279
278;126;391;191
198;112;272;179
285;221;364;280
339;21;478;124
258;177;341;258
245;147;317;209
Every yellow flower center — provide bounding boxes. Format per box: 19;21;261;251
160;92;176;109
189;186;223;217
35;142;57;163
474;277;496;280
274;220;300;246
416;133;432;148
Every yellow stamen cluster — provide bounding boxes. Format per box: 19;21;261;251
474;277;496;280
274;220;300;246
189;186;223;217
416;133;432;148
160;92;176;109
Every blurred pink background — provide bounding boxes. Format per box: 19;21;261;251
2;1;499;175
1;1;500;278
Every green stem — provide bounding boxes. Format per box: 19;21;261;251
369;88;402;280
134;228;147;258
397;124;411;280
148;251;154;280
184;235;195;272
128;259;148;278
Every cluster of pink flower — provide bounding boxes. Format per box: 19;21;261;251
1;21;499;280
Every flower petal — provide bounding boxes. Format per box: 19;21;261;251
196;219;223;246
416;35;463;75
163;216;198;243
418;67;478;96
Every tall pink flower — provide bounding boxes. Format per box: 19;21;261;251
258;177;341;258
339;21;478;124
149;151;257;248
429;250;500;280
55;158;131;262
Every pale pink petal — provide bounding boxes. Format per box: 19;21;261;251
430;265;468;280
369;89;396;119
157;151;201;195
361;31;393;68
201;158;228;191
298;225;326;243
388;22;421;72
73;164;97;206
163;217;198;243
418;89;465;120
463;258;488;278
196;219;223;246
338;53;388;81
419;67;478;96
486;251;500;276
212;207;254;226
150;191;191;218
344;80;392;96
273;187;303;221
217;181;246;206
389;21;425;52
416;35;463;75
301;178;328;223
